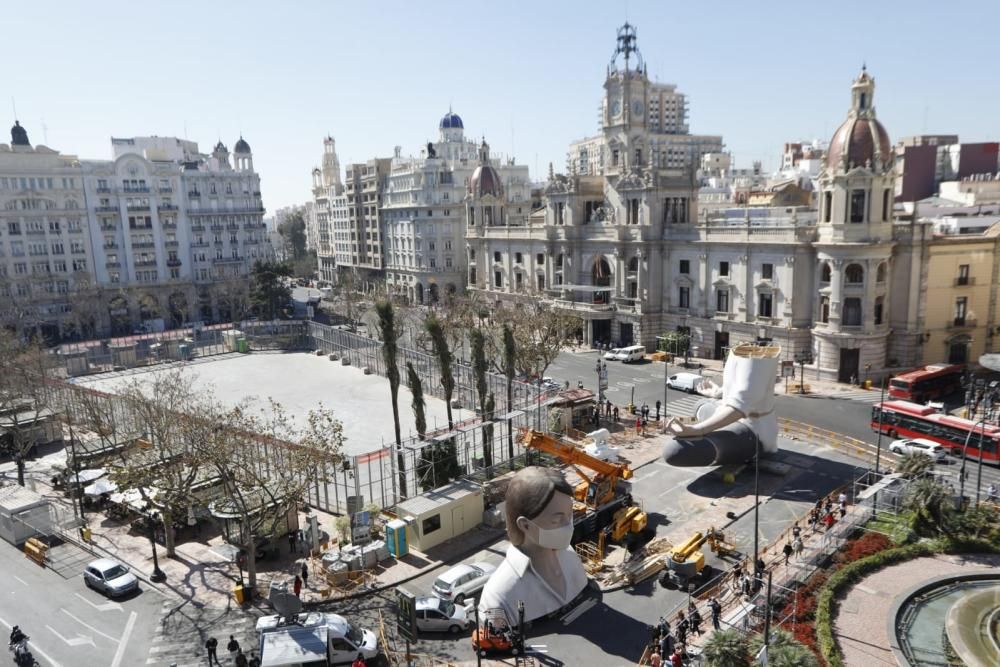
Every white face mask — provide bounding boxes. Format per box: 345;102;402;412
525;518;574;550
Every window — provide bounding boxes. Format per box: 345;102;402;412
957;264;970;286
679;259;690;275
612;149;619;166
445;257;452;268
823;192;832;223
469;249;475;261
843;298;862;326
515;272;523;289
469;267;477;284
821;262;831;283
877;262;887;283
515;252;522;265
758;292;773;318
954;297;968;326
762;263;773;280
537;274;545;290
882;189;890;222
849;189;865;223
635;149;642;165
845;264;864;284
820;296;830;323
493;251;501;263
420;514;441;535
494;270;503;288
874;296;884;325
719;261;729;277
536;253;544;266
716;289;729;313
678;286;690;309
556;254;564;269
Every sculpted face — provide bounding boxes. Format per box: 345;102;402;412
516;489;573;549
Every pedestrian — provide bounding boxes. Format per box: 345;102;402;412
235;650;248;667
297;529;305;552
793;536;804;560
287;531;296;553
742;575;752;597
613;405;620;422
838;491;847;506
791;522;801;540
824;497;833;514
676;612;688;645
636;415;643;435
658;616;668;638
709;598;721;630
606;398;612;417
690;607;702;636
248;652;260;667
301;561;309;587
755;557;765;577
782;542;793;565
988;483;998;502
205;636;220;666
659;631;670;659
650;649;662;667
352;653;367;667
809;509;820;532
227;635;240;660
824;511;836;531
655;399;662;421
839;505;847;519
671;648;684;667
293;574;302;597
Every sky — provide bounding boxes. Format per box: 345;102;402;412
6;1;1000;212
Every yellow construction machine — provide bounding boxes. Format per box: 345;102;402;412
659;526;736;591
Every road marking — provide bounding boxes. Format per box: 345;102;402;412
0;615;63;667
13;575;27;586
74;593;123;612
61;609;119;644
111;611;137;667
617;381;635;387
47;624;95;648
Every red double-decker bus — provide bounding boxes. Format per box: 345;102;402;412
888;364;964;403
871;400;1000;465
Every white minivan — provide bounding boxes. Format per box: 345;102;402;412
667;372;704;394
614;345;646;363
889;438;946;461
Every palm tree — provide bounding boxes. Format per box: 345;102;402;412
903;477;954;536
896;451;935;479
406;362;426;439
425;315;455;429
375;299;407;499
470;329;492;471
749;629;818;667
702;628;752;667
502;324;517;467
483;393;496;473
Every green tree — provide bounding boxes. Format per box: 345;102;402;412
250;260;292;320
502;324;517;467
749;630;818;667
407;362;426;439
470;329;492;471
903;477;955;536
895;451;935;479
376;300;407;499
702;628;752;667
277;209;308;261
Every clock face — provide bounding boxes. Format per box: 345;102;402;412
611;101;622;118
632;100;643;116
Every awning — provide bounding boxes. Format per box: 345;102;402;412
74;468;106;484
84;478;118;496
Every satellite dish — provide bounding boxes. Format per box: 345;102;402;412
271;591;303;618
979;354;1000;372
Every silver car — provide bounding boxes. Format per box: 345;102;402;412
83;558;139;597
415;596;473;634
432;561;497;604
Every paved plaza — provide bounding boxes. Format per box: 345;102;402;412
75;351;453;456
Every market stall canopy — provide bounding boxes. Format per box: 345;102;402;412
84;478;118;496
74;468;107;484
109;487;158;511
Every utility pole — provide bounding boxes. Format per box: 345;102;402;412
662;353;670;432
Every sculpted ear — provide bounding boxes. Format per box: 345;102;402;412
515;516;532;534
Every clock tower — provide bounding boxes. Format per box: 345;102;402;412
603;23;648;133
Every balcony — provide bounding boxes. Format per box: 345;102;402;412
100;224;117;232
105;261;120;268
213;256;243;264
131;241;155;249
127;205;151;212
102;243;119;250
950;318;977;329
210;224;224;232
25;227;45;235
158;186;173;194
164;239;179;247
96;186;112;194
134;259;157;267
191;224;206;232
95;206;119;214
158;204;178;211
122;186;150;194
188;191;201;198
161;220;177;229
954;276;976;287
166;258;182;267
190;241;209;248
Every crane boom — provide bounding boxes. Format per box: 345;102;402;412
522;430;633;509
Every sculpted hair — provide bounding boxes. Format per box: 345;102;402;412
504;466;574;546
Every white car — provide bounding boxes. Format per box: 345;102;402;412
83;558;139;597
889;438;946;461
415;596;474;634
604;348;622;360
667;372;704;394
432;561;497;604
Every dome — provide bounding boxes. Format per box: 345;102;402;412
439;112;463;130
214;141;228;153
827;117;891;171
234;136;251;153
470;164;503;198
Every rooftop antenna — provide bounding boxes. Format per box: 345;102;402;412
10;97;17;119
510;112;515;162
41;119;48;145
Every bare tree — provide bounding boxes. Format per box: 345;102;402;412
0;330;58;486
213;274;253;325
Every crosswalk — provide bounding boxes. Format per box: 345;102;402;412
145;600;262;666
824;390;883;404
663;394;703;417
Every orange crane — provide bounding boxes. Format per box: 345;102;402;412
522;429;634;510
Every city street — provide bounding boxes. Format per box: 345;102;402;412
0;539;164;667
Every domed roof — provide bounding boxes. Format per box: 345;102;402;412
214;140;228;153
827;117;891;171
439;111;463;130
470;164;503;198
234;136;251;153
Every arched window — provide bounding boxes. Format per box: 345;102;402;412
820;296;830;323
628;256;639;272
845;264;864;284
876;262;887;283
874;296;884;325
843;298;862;326
820;262;832;283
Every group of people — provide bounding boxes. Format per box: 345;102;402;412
647;598;723;666
808;492;849;534
205;634;258;667
592;397;663;434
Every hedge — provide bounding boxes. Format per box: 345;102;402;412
815;538;1000;667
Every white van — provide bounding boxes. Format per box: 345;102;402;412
667;372;704;394
258;614;378;666
889;438;946;461
614;345;646;363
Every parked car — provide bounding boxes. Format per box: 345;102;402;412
415;596;474;634
667;372;704;394
432;562;497;604
83;558;139;597
889;438;946;461
603;348;622;361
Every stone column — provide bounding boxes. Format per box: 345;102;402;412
829;259;844;332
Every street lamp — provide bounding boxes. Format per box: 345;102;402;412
794;351;813;394
147;512;166;583
595;358;607;418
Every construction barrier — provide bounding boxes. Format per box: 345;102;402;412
779;418;883;465
24;537;48;566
